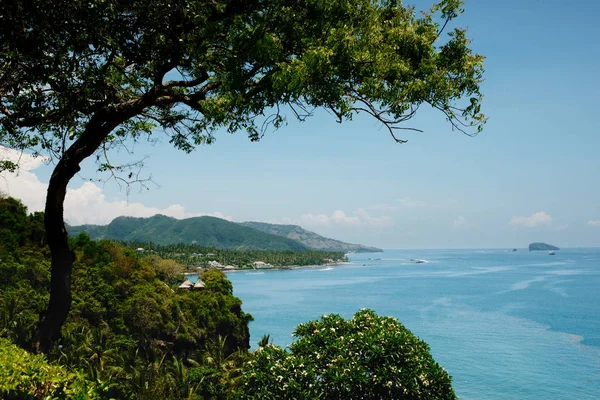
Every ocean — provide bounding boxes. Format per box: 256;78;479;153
225;248;600;399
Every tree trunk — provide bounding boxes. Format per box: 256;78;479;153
31;117;116;353
31;97;159;353
32;157;79;353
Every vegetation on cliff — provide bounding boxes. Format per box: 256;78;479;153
1;196;457;398
0;196;252;398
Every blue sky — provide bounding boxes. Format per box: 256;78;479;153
2;0;599;249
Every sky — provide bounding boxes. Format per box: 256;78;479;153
1;0;599;249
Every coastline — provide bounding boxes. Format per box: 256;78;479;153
223;261;352;273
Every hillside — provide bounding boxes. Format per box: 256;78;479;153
68;215;308;250
239;221;382;253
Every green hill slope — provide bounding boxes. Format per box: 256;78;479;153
239;221;382;252
69;215;308;250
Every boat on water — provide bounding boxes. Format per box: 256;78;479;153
410;259;427;263
548;250;555;255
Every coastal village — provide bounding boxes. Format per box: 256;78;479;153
132;247;346;290
177;259;275;290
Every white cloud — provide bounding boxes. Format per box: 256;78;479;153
589;220;600;226
355;208;393;226
61;182;232;225
331;210;361;225
0;146;232;225
509;211;553;228
0;146;48;170
296;208;392;228
0;147;48;211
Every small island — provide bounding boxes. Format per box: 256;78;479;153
529;242;560;251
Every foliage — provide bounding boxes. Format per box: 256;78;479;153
0;195;29;253
0;197;50;347
0;197;459;399
1;0;485;161
1;196;460;399
68;215;310;250
1;0;485;352
134;242;346;268
144;255;185;284
56;237;253;398
0;197;252;398
0;338;107;399
70;216;382;253
237;309;457;400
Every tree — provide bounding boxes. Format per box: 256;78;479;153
237;309;457;399
0;0;485;352
143;255;185;285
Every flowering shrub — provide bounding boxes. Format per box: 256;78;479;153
237;309;457;399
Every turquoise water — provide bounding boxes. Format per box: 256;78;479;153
221;248;600;399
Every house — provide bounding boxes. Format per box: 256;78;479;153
194;280;205;289
178;280;194;290
179;279;206;290
253;261;273;269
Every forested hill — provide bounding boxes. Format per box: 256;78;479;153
69;215;382;252
68;214;308;250
239;221;382;253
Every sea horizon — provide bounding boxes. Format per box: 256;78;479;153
226;248;600;399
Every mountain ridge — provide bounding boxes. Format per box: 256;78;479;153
68;215;308;250
239;221;382;252
68;215;381;252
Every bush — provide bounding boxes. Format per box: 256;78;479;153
0;338;107;399
237;309;457;400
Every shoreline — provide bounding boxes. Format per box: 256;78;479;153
223;261;352;273
184;261;353;276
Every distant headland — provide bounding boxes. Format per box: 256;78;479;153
68;215;382;253
528;242;560;251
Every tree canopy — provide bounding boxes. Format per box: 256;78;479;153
0;197;254;398
0;0;485;351
1;0;484;158
237;310;457;399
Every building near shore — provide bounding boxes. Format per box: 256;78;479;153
253;261;273;269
